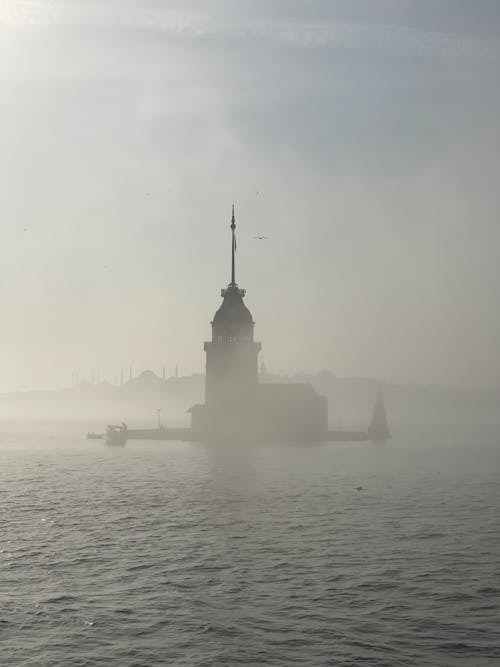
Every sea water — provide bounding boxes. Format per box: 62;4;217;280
1;425;499;666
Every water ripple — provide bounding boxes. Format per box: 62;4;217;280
1;433;499;666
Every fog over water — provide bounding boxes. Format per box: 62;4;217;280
1;4;500;666
1;0;500;392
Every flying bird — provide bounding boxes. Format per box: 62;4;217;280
253;236;269;240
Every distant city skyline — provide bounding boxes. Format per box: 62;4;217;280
1;1;500;392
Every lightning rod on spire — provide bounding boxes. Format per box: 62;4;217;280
230;204;236;285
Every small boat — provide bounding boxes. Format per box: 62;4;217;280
86;431;103;440
104;423;128;445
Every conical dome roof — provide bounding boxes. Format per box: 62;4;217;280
213;285;253;325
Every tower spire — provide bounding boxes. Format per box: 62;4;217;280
230;204;236;285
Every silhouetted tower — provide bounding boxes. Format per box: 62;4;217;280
204;206;261;408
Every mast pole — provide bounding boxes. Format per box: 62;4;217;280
230;204;236;285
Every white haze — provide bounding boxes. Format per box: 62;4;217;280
1;1;499;392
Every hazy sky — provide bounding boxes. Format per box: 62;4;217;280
1;0;500;391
